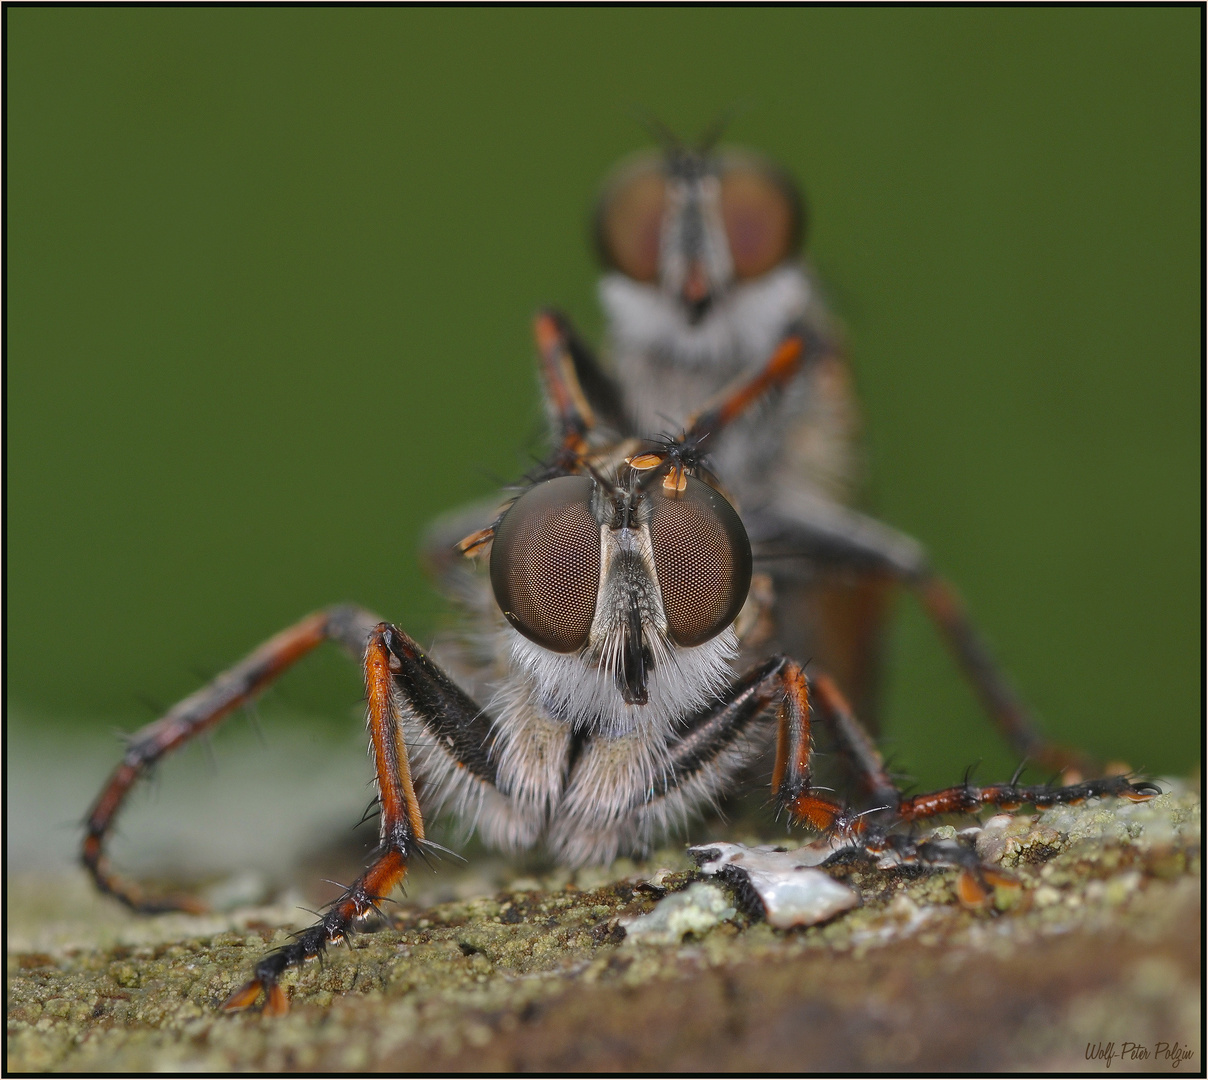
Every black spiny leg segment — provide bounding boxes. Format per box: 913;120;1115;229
223;624;499;1014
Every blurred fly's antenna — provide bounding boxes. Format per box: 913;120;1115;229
633;108;683;155
696;100;751;153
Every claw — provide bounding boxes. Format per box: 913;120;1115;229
221;979;263;1012
264;982;290;1017
785;793;843;833
955;869;993;910
981;868;1019;891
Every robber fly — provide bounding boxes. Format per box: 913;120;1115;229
81;323;1155;1017
541;130;1092;775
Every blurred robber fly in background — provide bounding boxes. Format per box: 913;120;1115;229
540;123;1099;777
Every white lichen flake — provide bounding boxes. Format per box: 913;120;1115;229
622;882;736;944
690;843;860;929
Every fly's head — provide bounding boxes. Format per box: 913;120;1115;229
594;141;805;325
488;464;752;734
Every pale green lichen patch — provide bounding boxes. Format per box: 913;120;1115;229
7;783;1201;1071
621;882;736;943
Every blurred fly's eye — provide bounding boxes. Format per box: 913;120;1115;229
594;154;667;282
719;155;804;279
648;476;752;647
490;476;601;653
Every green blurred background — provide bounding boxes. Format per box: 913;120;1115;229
8;8;1201;791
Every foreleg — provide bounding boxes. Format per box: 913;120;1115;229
436;313;627;566
534;308;630;443
680;325;831;443
687;656;1157;915
767;657;890;833
851;773;1159;909
895;772;1160;822
81;604;380;913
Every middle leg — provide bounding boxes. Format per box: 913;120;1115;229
657;653;1155;842
770;657;1157;836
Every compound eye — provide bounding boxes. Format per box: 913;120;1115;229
648;476;752;647
594;153;666;282
719;154;804;279
490;475;600;653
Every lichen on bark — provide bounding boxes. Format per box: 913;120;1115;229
7;782;1201;1072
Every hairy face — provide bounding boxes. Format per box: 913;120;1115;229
490;471;751;717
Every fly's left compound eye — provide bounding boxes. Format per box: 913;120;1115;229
648;476;752;647
593;153;666;282
490;475;601;653
719;153;804;279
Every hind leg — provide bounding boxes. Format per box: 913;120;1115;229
82;605;380;912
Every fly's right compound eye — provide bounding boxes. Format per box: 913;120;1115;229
490;475;601;653
718;153;804;280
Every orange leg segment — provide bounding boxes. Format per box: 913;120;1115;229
686;334;806;440
534;309;597;459
771;659;860;836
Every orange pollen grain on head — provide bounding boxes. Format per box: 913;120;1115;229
626;452;665;471
662;467;688;493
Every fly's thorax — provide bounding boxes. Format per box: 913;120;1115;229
600;262;813;385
